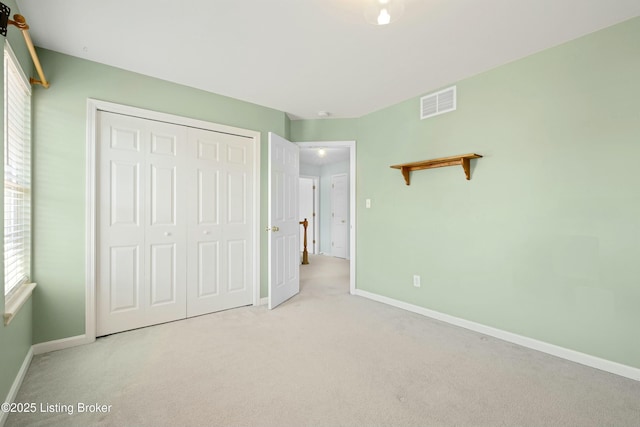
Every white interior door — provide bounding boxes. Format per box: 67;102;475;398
331;173;348;259
268;132;300;309
186;128;254;317
97;111;188;336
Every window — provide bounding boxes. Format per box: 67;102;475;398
4;41;31;297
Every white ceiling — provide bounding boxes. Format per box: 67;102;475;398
15;0;640;120
300;147;350;166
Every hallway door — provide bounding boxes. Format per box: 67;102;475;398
331;173;348;259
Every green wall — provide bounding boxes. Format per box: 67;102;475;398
291;17;640;369
0;0;34;404
0;300;32;403
31;49;288;343
290;118;358;142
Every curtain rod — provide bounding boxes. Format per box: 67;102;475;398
9;14;49;88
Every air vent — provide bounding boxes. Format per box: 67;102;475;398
420;85;456;119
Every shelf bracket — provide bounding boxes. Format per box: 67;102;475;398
462;157;471;180
401;166;411;186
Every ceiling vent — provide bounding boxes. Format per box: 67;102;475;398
420;85;456;119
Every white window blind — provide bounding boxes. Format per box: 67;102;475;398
4;42;31;297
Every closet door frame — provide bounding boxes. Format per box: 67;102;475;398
84;99;261;343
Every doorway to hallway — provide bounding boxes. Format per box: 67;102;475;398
297;141;356;294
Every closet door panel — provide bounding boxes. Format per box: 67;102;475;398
97;112;187;336
187;129;254;317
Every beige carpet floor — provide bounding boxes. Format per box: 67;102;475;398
6;254;640;426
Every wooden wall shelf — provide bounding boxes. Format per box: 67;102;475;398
390;153;482;185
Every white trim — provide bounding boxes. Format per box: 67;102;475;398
296;141;356;295
3;283;36;326
85;100;98;342
354;289;640;381
253;129;261;308
32;335;88;355
0;347;33;427
86;99;262;341
260;297;268;306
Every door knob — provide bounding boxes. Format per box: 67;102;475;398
265;226;280;232
164;232;171;237
203;230;210;235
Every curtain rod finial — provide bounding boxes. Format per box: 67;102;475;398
9;14;29;30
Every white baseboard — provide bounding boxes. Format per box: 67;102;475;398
354;289;640;382
32;334;92;355
1;347;33;427
260;297;268;306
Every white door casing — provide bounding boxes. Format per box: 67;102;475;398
268;132;300;309
331;173;348;259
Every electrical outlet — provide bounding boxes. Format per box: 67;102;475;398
413;275;421;288
366;199;371;208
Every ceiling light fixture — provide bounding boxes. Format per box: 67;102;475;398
318;149;326;158
364;0;405;26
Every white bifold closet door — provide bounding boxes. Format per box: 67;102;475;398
97;111;254;336
186;128;254;317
